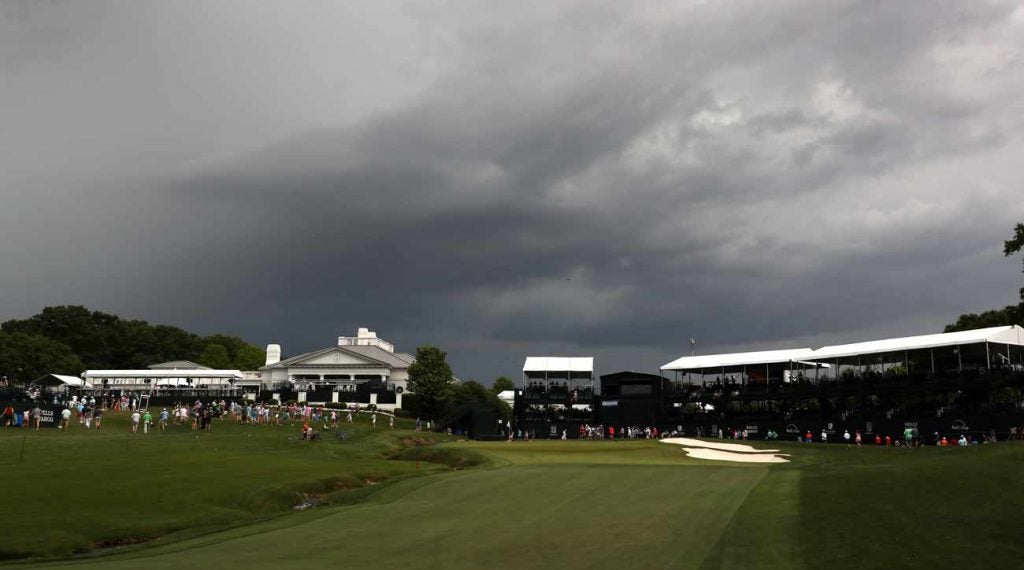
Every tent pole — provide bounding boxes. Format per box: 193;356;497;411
986;342;991;370
957;346;962;372
904;350;909;375
930;348;935;374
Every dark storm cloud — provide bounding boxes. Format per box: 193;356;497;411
3;1;1024;380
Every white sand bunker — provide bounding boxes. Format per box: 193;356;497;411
679;447;790;463
661;438;779;453
661;438;790;463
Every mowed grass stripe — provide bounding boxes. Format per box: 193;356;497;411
698;466;804;570
30;460;767;570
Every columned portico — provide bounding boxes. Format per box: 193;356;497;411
259;328;414;409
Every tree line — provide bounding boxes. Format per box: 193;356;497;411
944;223;1024;332
0;306;265;385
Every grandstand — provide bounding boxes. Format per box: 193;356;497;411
659;325;1024;441
512;326;1024;441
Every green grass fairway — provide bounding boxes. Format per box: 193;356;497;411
6;423;1024;569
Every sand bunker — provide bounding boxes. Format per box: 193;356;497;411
680;447;790;463
661;438;790;463
661;438;780;454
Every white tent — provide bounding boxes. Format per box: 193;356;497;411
808;325;1024;361
32;374;84;388
523;357;593;372
661;348;817;372
84;369;244;378
83;368;244;390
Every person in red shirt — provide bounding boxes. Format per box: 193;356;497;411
874;434;881;445
885;435;892;446
608;426;615;440
805;430;813;443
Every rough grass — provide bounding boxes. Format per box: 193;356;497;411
388;444;488;469
0;412;452;561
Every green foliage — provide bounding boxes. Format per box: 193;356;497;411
946;223;1024;331
449;380;512;421
490;376;516;395
407;345;454;419
1006;222;1024;301
0;332;83;384
198;343;233;369
203;334;265;370
1;306;265;371
233;343;266;370
944;304;1023;333
1;306;204;368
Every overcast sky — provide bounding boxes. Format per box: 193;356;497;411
4;1;1024;381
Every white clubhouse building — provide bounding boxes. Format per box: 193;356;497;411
260;328;415;408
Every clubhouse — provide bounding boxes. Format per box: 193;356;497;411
75;328;415;411
257;328;413;411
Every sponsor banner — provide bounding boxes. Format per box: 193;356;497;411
0;402;63;428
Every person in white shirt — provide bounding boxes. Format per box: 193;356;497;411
131;411;141;433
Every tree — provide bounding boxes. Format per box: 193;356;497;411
1007;222;1024;301
197;343;233;369
456;380;512;419
233;344;266;370
1;306;266;370
944;305;1023;333
491;376;516;395
406;345;454;419
945;224;1024;332
0;332;83;385
1;306;206;368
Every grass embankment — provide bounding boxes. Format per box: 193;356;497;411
0;412;457;560
8;425;1024;569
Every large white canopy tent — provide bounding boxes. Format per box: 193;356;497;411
523;357;594;383
83;368;244;391
523;357;594;373
807;325;1024;377
31;374;84;390
661;348;827;384
522;357;595;408
660;325;1024;384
